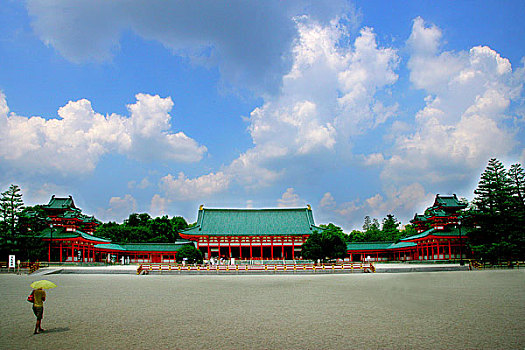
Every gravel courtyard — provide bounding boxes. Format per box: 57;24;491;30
1;270;523;349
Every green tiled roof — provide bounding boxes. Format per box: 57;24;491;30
346;241;417;251
94;242;193;252
346;242;394;250
38;227;111;243
81;215;101;224
57;211;83;219
401;226;469;241
433;226;469;237
44;195;78;210
182;207;322;236
425;208;448;217
400;228;435;241
433;194;467;209
389;241;417;249
412;214;427;222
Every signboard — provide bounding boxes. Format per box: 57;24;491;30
8;255;15;268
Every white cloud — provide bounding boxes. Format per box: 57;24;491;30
26;0;350;94
160;171;231;201
128;178;151;190
150;194;169;217
0;92;206;176
227;16;399;187
365;183;433;217
98;194;137;223
319;192;336;210
151;15;399;196
363;153;385;166
382;18;524;188
317;183;434;230
407;17;466;94
277;188;303;207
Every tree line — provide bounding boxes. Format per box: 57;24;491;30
96;213;190;243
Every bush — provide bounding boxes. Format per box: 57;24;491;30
175;245;203;264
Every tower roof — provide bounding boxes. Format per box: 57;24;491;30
43;195;78;211
433;194;467;209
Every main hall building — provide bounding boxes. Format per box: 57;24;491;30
179;205;323;260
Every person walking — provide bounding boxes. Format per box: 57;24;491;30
32;287;46;334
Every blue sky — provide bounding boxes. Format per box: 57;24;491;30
1;1;524;230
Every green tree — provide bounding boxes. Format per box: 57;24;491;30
175;244;203;264
362;216;372;232
399;224;417;239
468;159;525;262
301;229;347;262
171;216;189;234
508;163;525;208
319;223;347;241
360;216;382;241
348;229;365;242
17;206;48;261
473;158;512;214
0;184;24;242
381;214;400;241
97;213;189;243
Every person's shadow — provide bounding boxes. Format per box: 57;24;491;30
43;327;70;333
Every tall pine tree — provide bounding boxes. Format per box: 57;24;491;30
508;163;525;208
473;158;512;214
382;214;401;241
0;184;24;241
469;159;525;262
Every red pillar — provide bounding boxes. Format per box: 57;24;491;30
250;238;253;259
281;238;284;260
271;237;274;260
60;242;63;262
207;240;211;260
239;238;243;259
292;238;295;260
228;237;232;258
260;239;263;260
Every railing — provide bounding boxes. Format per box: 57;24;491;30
137;262;375;275
468;260;523;270
0;261;43;273
29;262;41;274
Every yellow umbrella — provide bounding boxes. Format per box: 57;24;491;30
30;280;57;289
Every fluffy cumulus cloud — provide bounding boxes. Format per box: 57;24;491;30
159;15;399;195
381;17;524;189
26;0;350;94
150;194;169;217
277;188;303;207
227;16;398;187
159;172;231;201
0;92;206;176
98;194;137;223
317;183;433;230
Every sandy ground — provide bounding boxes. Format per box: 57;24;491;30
0;270;523;350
